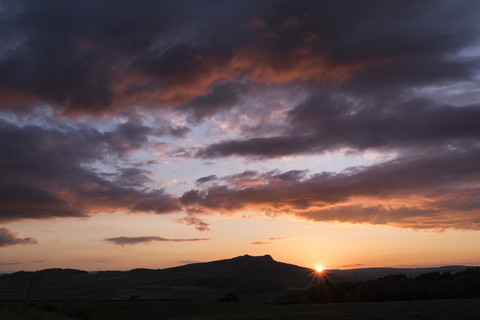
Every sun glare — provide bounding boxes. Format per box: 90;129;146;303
315;266;324;272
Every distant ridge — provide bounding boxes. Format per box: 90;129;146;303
160;254;322;291
11;268;88;276
0;254;323;301
328;265;469;280
1;255;477;301
163;254;296;274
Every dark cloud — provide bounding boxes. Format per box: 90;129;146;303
199;97;480;158
0;0;251;114
198;135;313;158
0;227;37;247
0;0;477;116
183;146;480;230
132;191;181;214
0;118;180;222
0;0;181;114
226;170;258;180
114;168;153;188
105;235;210;246
103;119;154;155
168;125;190;138
195;175;218;186
178;81;246;121
195;171;263;187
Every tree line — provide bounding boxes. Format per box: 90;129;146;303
281;267;480;303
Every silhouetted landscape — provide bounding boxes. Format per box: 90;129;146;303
3;1;480;319
1;255;480;319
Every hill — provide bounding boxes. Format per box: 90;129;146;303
281;267;480;303
0;255;474;302
0;255;324;301
328;265;469;281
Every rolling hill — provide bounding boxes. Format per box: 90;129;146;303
0;255;472;302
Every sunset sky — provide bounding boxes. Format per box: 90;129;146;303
1;0;480;273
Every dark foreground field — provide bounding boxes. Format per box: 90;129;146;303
2;298;480;320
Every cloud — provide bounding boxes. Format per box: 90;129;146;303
105;235;210;246
182;146;480;230
0;117;180;222
168;125;190;138
178;82;246;122
176;215;210;231
195;171;269;187
1;0;480;236
177;260;200;265
0;227;37;247
1;0;478;117
196;175;218;186
28;229;56;234
251;237;295;245
337;264;364;269
199;97;480;158
0;262;22;265
251;241;271;245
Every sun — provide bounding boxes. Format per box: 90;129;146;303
315;266;324;272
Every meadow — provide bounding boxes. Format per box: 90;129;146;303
2;298;480;320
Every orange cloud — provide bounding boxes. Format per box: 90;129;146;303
230;33;366;85
108;33;370;113
181;149;480;231
228;178;268;186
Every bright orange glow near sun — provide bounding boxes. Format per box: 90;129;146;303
315;266;324;272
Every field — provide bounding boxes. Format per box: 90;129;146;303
2;298;480;320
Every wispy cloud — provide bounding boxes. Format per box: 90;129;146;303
176;215;210;231
251;237;296;245
29;229;57;234
105;236;210;246
337;264;365;269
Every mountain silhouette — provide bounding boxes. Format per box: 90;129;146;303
0;254;327;300
0;255;471;301
164;254;312;280
159;254;328;295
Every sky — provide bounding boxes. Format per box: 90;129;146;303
1;0;480;273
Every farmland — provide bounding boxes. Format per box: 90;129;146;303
2;298;480;320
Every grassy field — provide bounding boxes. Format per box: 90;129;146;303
1;298;480;320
